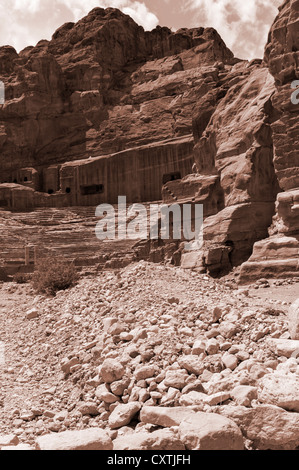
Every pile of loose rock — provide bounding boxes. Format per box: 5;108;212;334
0;261;298;450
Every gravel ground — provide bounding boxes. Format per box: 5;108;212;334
0;261;298;449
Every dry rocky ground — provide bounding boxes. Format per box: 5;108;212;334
0;261;298;450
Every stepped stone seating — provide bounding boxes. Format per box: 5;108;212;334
0;205;155;277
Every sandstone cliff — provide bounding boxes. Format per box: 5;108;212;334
239;0;299;282
0;7;233;178
0;2;298;282
164;0;298;280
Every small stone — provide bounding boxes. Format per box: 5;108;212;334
212;307;223;322
181;380;205;394
77;402;99;416
31;408;43;417
108;402;141;429
84;340;98;351
205;328;220;339
222;353;238;370
178;355;204;375
236;350;250;361
150;391;162;400
206;338;220;355
61;357;80;375
160;387;180;405
54;411;68;422
204;391;231;406
139;389;151;402
219;322;239;339
48;422;62;432
220;342;232;351
103;317;117;332
119;332;134;341
20;411;35;421
100;359;125;383
108;322;126;336
134;365;156;381
249;363;269;380
192;340;206;355
131;328;148;342
95;384;120;404
43;410;56;418
230;386;258;407
25;308;39;320
164;369;189;389
110;376;130;396
201;370;214;382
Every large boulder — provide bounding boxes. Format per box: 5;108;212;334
178;412;244;450
113;429;185;451
258;371;299;412
218;404;299;450
108;402;141;429
140;406;196;427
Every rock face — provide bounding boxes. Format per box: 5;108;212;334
0;7;234;210
162;0;298;278
0;2;298;281
187;65;280;271
239;0;299;282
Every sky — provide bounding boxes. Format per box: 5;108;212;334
0;0;281;59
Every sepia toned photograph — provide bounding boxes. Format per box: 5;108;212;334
0;0;298;456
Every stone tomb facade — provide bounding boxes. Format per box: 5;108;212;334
0;135;194;211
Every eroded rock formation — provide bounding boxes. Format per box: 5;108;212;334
0;7;234;209
0;2;298;281
239;0;299;282
163;0;298;279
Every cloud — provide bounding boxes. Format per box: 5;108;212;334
0;0;281;59
0;0;159;52
182;0;281;59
